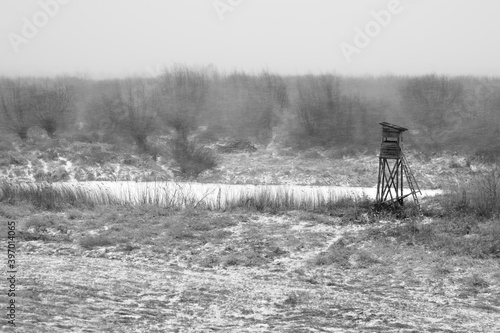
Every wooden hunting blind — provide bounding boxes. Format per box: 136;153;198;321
379;122;406;159
376;122;421;207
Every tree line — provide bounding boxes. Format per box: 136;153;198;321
1;68;500;158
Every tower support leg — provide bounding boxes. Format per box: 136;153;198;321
377;158;405;207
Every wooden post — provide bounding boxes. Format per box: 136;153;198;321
400;158;404;205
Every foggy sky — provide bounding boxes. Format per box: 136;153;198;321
1;0;499;79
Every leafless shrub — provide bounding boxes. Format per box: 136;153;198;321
0;78;33;141
171;136;217;179
455;164;500;218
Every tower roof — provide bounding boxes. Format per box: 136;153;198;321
379;122;408;132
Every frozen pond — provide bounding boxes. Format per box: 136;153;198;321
12;181;442;209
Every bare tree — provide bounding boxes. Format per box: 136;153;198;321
295;74;342;136
0;78;33;141
93;78;159;151
158;66;218;177
401;74;465;147
30;80;74;138
248;71;289;143
120;79;160;151
158;65;209;138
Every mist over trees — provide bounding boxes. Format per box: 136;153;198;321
1;67;500;159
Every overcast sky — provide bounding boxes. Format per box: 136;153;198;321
1;0;499;79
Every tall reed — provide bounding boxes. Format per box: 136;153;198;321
0;180;378;211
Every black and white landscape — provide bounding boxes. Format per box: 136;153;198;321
1;1;499;332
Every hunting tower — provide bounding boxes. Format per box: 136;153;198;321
376;122;421;207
